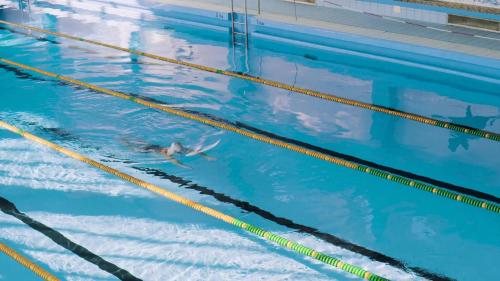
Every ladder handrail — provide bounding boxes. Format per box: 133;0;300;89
244;0;249;47
230;0;249;48
231;0;236;43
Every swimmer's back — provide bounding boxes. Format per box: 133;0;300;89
142;144;162;153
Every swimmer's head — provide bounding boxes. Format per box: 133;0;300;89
168;142;183;155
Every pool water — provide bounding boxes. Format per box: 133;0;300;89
0;0;499;280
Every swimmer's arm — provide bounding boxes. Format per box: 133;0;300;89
183;148;217;161
184;147;216;161
199;152;216;161
165;156;191;169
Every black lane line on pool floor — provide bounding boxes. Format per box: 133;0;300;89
131;166;454;281
183;105;499;204
0;26;60;44
235;122;500;204
2;119;453;281
0;63;48;82
0;25;111;56
0;196;143;281
0;61;497;206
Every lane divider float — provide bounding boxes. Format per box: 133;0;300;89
0;242;59;281
0;120;389;281
0;19;498;142
0;57;498;214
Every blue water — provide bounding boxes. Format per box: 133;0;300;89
0;0;499;280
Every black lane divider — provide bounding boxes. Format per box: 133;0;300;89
235;122;500;204
0;63;48;82
1;61;496;206
0;196;143;281
0;62;167;103
0;25;104;56
0;26;60;44
180;106;499;204
0;63;71;90
132;166;454;281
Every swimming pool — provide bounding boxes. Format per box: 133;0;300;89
0;0;499;280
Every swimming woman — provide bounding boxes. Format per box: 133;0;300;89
123;138;220;169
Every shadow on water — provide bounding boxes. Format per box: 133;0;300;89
433;105;499;152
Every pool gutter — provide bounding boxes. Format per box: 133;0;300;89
148;1;500;84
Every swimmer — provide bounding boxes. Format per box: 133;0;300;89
122;138;220;169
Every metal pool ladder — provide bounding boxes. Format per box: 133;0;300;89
230;0;249;48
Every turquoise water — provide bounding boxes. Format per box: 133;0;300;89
0;0;499;280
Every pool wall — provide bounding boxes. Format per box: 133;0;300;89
152;3;500;88
317;0;500;22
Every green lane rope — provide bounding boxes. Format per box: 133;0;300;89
1;57;498;214
0;120;389;281
0;20;498;142
0;242;60;281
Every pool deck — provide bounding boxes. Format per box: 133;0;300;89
154;0;500;60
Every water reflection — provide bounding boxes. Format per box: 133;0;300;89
17;0;29;11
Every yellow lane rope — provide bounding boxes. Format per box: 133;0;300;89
0;120;389;281
0;20;498;142
1;57;498;214
0;242;60;281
